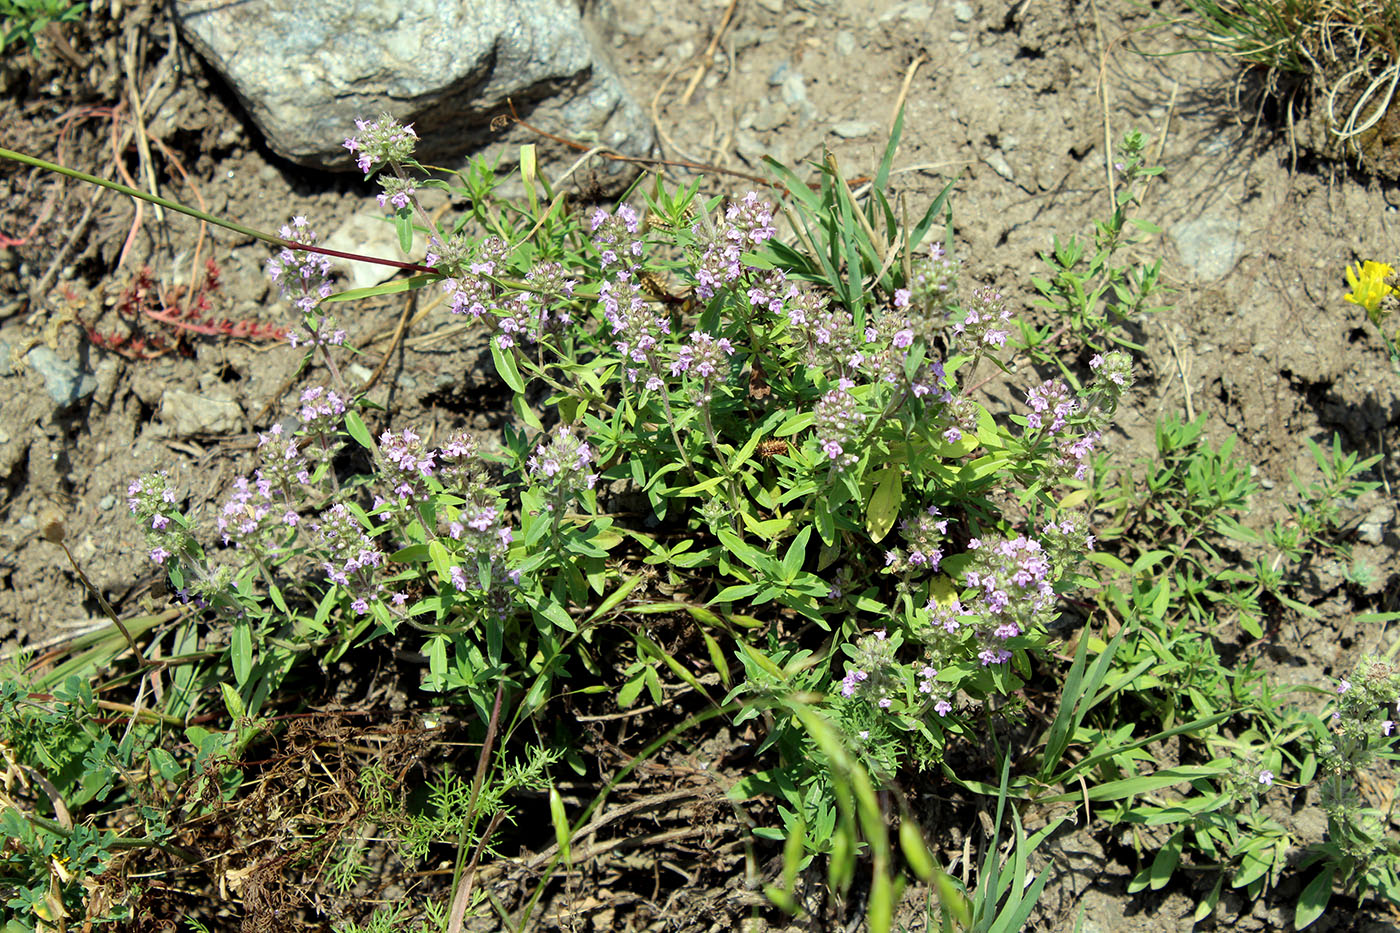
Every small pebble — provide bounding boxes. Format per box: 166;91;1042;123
953;1;975;21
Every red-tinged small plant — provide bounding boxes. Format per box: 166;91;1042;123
82;259;287;359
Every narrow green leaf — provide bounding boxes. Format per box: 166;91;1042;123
394;209;413;253
490;339;526;393
231;619;252;687
550;788;572;869
344;410;375;450
322;273;440;303
899;818;936;881
513;392;542;429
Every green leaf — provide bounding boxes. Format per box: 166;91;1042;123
865;466;903;543
394;208;414;253
231;619;252;687
344;410;375;450
513;392;542;430
428;540;453;582
1149;831;1182;890
550;788;572;869
1295;866;1333;929
618;672;645;708
322;273;440;303
490;339;526;393
782;526;812;578
219;681;245;720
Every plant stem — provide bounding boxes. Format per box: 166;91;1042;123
0;147;436;274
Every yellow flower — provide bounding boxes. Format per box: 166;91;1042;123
1344;260;1395;319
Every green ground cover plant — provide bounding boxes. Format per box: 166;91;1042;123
0;108;1396;933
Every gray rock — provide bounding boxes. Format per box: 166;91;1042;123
834;30;855;56
172;0;654;180
780;72;808;107
750;101;790;133
25;346;97;406
322;213;416;291
985;150;1014;181
99;494;116;511
831;120;880;139
159;389;244;436
1357;502;1394;545
953;1;976;22
1171;216;1246;282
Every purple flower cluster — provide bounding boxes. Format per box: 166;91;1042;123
591;204;645;275
1022;378;1106;482
693;192;777;300
441;235;508;317
601;277;670;387
377;428;437;506
266;216;334;315
313;503;386;615
216;429;313;548
883;505;951;574
494;261;579;350
1024;379;1077;434
814;379;866;469
127;472;186;565
526;425;599;507
950;286;1013;353
342;113;419;174
669;332;734;403
786;289;858;372
960;534;1056;666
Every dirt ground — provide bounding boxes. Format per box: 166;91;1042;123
2;0;1399;930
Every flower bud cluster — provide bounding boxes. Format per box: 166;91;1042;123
376;175;417;211
342;113;419;174
1084;350;1134;425
905;241;960;326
